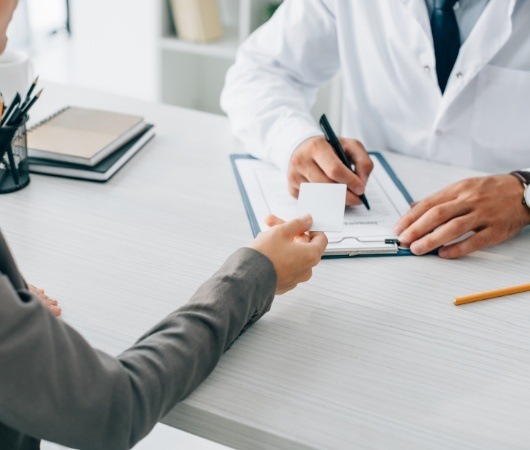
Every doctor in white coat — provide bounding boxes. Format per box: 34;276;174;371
221;0;530;259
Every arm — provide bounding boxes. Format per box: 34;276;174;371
220;0;373;205
0;217;326;449
0;249;275;450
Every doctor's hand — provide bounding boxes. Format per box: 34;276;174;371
288;136;374;206
249;214;328;295
394;175;530;259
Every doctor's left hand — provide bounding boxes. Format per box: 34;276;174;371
394;174;530;258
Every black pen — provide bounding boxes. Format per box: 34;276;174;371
319;114;370;210
22;75;39;107
9;88;43;125
1;92;21;126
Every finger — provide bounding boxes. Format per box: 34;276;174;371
308;231;328;255
303;162;335;184
288;173;308;199
301;159;362;206
293;233;310;243
397;199;469;246
341;138;373;185
437;229;494;259
408;215;478;255
49;306;62;316
40;298;58;306
300;268;313;283
395;189;460;235
313;145;363;193
265;214;286;228
345;189;363;206
29;284;44;294
280;214;313;237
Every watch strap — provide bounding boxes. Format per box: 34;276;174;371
510;171;530;208
510;170;530;186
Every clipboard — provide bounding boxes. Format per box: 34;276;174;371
231;152;414;258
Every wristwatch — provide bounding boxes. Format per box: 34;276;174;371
510;170;530;209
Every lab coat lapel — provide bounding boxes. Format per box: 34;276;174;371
399;0;432;45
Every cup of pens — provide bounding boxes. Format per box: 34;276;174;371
0;78;42;193
0;114;30;193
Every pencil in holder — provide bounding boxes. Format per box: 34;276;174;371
0;115;30;194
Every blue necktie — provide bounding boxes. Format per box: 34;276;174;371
431;0;461;93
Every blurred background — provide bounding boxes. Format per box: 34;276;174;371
9;0;340;120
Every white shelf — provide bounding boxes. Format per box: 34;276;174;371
157;0;272;114
156;0;339;121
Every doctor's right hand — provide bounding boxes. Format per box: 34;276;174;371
249;214;327;295
288;136;374;206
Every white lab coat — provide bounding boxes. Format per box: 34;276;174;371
221;0;530;174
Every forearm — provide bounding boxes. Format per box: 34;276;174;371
0;248;276;449
117;247;276;446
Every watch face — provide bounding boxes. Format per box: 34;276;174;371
524;184;530;208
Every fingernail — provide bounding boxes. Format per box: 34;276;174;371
410;242;422;255
394;225;404;235
397;234;407;245
302;213;312;223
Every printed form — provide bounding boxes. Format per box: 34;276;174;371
234;154;413;256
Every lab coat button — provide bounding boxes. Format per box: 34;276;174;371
456;72;463;79
423;65;431;73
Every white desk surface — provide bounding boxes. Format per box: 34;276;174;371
2;82;530;449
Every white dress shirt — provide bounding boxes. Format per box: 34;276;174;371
221;0;530;174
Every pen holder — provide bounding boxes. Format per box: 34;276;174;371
0;115;30;194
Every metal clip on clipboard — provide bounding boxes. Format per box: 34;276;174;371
325;236;409;257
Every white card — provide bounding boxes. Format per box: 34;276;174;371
296;183;346;232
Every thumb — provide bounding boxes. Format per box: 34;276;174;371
280;214;313;238
264;214;285;228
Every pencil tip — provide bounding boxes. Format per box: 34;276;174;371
36;88;44;97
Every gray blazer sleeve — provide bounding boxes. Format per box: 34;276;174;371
0;240;276;450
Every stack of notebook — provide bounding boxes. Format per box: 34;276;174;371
27;106;155;181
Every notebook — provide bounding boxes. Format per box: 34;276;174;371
26;106;147;166
231;152;414;258
28;125;155;182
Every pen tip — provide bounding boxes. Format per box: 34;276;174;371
35;88;44;97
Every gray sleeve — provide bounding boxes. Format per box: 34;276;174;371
0;247;276;450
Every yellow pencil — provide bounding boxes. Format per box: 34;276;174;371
454;282;530;306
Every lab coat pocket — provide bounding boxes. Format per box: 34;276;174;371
471;65;530;171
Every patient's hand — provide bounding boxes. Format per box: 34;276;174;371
29;284;62;316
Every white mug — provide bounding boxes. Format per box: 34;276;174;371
0;50;33;106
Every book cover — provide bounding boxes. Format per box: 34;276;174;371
29;125;155;182
169;0;224;42
27;106;146;166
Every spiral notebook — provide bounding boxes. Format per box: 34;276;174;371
26;106;146;166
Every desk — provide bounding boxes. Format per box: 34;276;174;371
2;83;530;449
